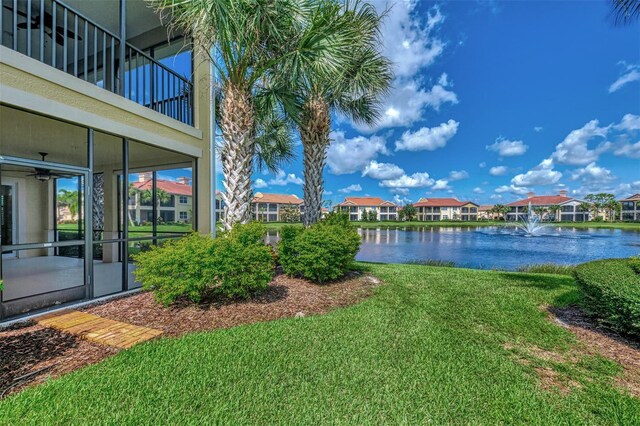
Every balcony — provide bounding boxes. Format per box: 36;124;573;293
1;0;193;125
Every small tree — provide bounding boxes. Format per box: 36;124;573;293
548;205;561;222
491;204;510;221
403;204;417;222
368;210;378;222
578;202;592;222
280;205;302;223
533;206;547;220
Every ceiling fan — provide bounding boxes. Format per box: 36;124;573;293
2;4;82;46
2;153;76;182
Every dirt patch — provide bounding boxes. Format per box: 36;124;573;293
0;273;378;398
549;305;640;398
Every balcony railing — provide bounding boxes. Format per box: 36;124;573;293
1;0;193;125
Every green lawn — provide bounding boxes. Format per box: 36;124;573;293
264;220;640;231
1;264;638;424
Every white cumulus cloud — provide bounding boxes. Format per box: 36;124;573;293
448;170;469;181
268;171;303;186
362;161;405;180
432;179;451;190
489;166;508;176
254;178;268;189
380;172;435;189
511;158;562;187
338;184;362;194
570;162;616;186
486;138;529;157
551;119;610;166
473;187;485;194
395;119;459;151
327;131;389;175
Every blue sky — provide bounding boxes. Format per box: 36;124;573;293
222;1;639;206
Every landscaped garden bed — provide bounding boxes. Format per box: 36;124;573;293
0;272;378;398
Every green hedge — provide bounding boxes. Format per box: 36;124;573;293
573;258;640;337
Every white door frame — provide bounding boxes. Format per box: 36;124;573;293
1;177;24;259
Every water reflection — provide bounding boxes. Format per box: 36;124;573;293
266;226;639;270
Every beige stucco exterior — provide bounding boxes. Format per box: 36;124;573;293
0;45;214;234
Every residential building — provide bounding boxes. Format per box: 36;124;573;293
129;174;193;225
334;197;398;221
478;205;498;221
414;198;479;221
0;0;216;320
505;191;590;222
252;193;303;222
620;193;640;221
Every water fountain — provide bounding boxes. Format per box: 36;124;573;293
515;201;547;236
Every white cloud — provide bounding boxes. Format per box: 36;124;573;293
254;178;268;189
391;188;410;195
551;119;610;165
395;119;459;151
362;161;405;180
609;64;640;93
338;184;362;194
352;4;455;131
268;170;303;186
534;126;543;132
511;158;562;187
490;194;503;200
570;162;616;186
489;166;508;176
392;194;413;205
479;162;486;168
380;172;435;189
432;179;451;190
613;141;640;159
448;170;469;181
473;187;485;194
486;138;529;157
327;131;388;175
614;113;640;132
495;185;531;196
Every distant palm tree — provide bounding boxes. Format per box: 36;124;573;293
533;206;547;220
548;205;561;222
491;204;510;221
57;189;79;220
578;202;592;222
289;1;392;226
611;0;640;25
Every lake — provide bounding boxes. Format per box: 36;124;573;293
268;226;640;270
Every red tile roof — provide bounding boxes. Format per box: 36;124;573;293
132;179;192;196
413;198;477;207
506;195;573;207
252;193;303;205
478;205;494;211
336;197;396;207
621;193;640;201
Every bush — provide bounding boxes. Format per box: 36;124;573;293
573;258;640;337
133;222;274;305
278;218;361;283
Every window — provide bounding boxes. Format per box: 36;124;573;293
622;201;635;210
179;211;188;220
179;196;188;204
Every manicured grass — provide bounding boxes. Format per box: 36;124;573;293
263;220;640;231
1;264;638;423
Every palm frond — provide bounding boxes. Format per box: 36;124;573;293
611;0;640;25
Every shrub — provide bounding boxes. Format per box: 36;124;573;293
133;223;274;305
573;258;640;337
278;219;361;283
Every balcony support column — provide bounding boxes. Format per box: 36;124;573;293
118;0;126;96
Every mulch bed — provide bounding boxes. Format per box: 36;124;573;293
0;273;379;399
549;306;640;398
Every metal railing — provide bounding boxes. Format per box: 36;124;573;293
1;0;193;125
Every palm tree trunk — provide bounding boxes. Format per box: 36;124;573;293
220;82;256;230
300;97;330;227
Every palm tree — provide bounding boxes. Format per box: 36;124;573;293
491;204;510;221
288;1;392;226
57;189;80;220
152;0;332;230
548;205;561;222
578;202;592;222
611;0;640;24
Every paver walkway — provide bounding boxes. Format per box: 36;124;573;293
37;310;162;348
